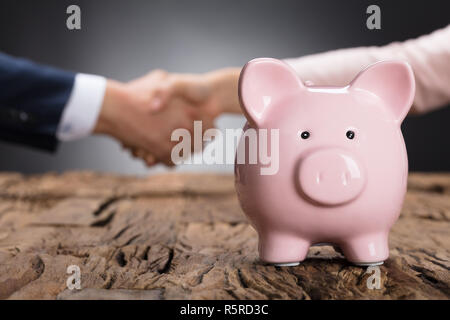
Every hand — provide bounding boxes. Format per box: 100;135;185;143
152;68;241;117
93;70;202;166
123;68;242;163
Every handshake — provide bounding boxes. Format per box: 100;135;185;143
93;68;240;166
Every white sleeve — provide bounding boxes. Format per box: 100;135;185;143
56;73;107;141
285;25;450;114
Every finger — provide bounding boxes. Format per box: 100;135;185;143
132;148;155;161
131;148;160;167
158;149;176;167
121;142;136;151
150;96;163;112
129;147;147;159
148;84;171;113
135;149;148;159
160;155;175;167
150;76;208;113
171;77;209;104
144;154;157;166
131;148;140;158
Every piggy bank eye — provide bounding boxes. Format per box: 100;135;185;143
300;131;310;139
346;130;355;139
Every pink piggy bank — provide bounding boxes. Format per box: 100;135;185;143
235;58;415;266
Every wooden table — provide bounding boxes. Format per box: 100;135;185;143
0;172;448;300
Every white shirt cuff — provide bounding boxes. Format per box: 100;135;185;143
57;73;107;141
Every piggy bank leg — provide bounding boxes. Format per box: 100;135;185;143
340;233;389;266
258;233;310;266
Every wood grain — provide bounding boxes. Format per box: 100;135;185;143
0;172;448;300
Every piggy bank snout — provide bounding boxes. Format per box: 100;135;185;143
298;149;366;206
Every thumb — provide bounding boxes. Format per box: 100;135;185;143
149;87;168;112
150;76;209;113
173;76;210;104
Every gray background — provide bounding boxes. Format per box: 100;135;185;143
0;0;449;174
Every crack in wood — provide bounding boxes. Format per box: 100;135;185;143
158;248;174;274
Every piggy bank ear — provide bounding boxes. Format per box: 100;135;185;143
350;60;415;123
239;58;303;126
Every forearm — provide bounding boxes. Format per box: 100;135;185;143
206;23;450;116
93;79;130;137
206;67;241;114
285;25;450;114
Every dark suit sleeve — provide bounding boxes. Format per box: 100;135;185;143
0;52;75;151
